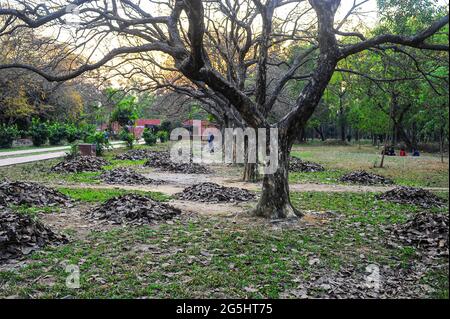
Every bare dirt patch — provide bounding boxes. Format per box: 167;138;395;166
40;204;111;239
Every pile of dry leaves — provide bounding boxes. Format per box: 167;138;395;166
389;212;448;257
51;156;109;173
87;194;181;225
340;171;394;185
144;155;211;174
0;210;68;263
115;149;167;161
0;180;72;208
376;186;447;208
99;168;162;185
289;157;325;173
175;182;256;203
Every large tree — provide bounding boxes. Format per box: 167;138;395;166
0;0;448;218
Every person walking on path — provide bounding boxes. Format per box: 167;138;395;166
207;132;215;153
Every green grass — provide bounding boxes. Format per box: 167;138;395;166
1;190;447;298
54;171;102;184
58;187;170;203
102;159;147;170
9;205;61;218
422;268;450;299
290;145;449;187
0;220;316;298
290;191;448;223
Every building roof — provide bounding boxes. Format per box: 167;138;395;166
135;119;161;126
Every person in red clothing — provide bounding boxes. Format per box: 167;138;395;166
399;148;406;157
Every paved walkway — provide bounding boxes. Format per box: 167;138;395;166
0;141;128;158
0;140;144;167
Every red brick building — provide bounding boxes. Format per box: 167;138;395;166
100;119;161;138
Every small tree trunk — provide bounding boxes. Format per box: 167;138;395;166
243;162;259;182
242;137;260;182
314;127;325;141
379;99;395;168
253;143;300;219
440;125;444;164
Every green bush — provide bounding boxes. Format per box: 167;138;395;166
160;120;172;132
156;130;169;143
143;128;157;146
111;96;139;127
29;118;49;146
86;131;111;156
48;122;67;145
0;124;20;148
66;143;80;159
119;128;135;149
65;123;81;143
80;124;97;142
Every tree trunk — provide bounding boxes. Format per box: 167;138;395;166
242;137;260;182
397;124;415;151
253;145;300;219
339;96;346;142
440;125;444;164
314;126;325;141
243;162;259;182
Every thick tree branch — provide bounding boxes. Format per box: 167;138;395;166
339;15;450;59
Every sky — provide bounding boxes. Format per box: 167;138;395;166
14;0;447;86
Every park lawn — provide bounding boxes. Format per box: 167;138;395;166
57;187;170;203
290;144;449;188
0;189;447;299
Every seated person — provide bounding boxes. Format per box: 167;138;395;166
388;147;396;156
412;149;420;157
399;148;406;157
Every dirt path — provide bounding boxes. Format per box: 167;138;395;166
46;179;449;196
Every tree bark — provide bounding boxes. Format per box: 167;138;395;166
253;141;300;219
243;162;259;182
339;103;346;142
439;125;444;164
314;126;326;141
242;135;260;182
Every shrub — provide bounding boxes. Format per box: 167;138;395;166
66;143;80;159
143;128;157;146
119;128;135;149
156;130;169;143
86;131;111;156
29;118;49;146
65;123;81;143
160;120;172;132
111;96;139;127
0;124;20;148
80;124;97;142
48;122;67;145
